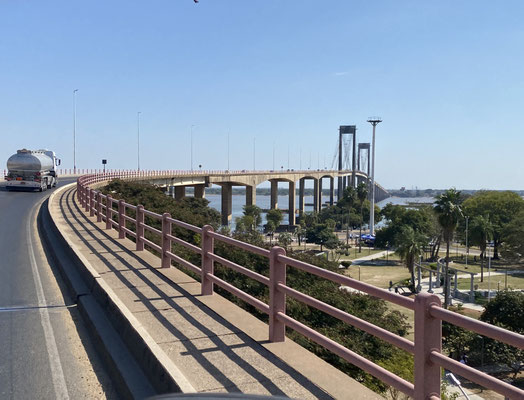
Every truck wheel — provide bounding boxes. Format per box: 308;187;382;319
47;181;52;189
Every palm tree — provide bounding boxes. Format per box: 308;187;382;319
357;183;368;253
242;204;262;231
469;215;493;282
395;226;426;292
434;188;463;307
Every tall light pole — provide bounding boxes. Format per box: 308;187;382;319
465;216;469;269
137;112;141;171
227;131;230;171
367;117;382;236
73;89;78;174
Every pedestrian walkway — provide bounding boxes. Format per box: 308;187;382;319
50;185;379;399
351;250;392;263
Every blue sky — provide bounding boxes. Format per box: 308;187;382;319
1;1;523;190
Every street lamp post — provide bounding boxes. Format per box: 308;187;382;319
465;216;469;269
367;117;382;236
73;89;78;174
137;112;141;171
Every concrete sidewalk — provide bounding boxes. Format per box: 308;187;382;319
49;184;380;399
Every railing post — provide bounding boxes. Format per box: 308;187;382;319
85;188;91;212
136;205;144;251
435;263;441;288
414;292;442;400
118;200;125;239
90;190;95;217
161;213;172;268
428;271;433;293
201;225;215;295
106;195;112;229
269;246;287;342
96;192;102;222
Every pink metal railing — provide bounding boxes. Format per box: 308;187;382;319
74;172;524;400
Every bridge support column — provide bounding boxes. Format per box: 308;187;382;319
337;176;343;202
194;185;205;199
343;176;347;191
313;178;319;213
329;177;334;206
318;178;323;211
298;178;305;214
174;186;185;200
221;183;233;226
246;185;256;206
270;180;278;209
288;181;296;226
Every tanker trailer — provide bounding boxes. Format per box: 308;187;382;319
5;149;60;191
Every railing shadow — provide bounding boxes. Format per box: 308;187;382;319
60;188;332;398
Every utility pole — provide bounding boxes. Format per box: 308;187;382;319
73;89;78;174
137;112;141;171
367;117;382;236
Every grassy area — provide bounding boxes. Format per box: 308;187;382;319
343;265;411;289
456;272;524;291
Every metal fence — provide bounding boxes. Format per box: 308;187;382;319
76;171;524;400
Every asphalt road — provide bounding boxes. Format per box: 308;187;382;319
0;178;118;399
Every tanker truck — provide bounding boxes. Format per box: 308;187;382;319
5;149;61;191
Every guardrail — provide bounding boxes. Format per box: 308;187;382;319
76;172;524;400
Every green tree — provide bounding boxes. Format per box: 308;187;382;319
479;291;524;379
294;224;305;247
500;210;524;263
357;182;368;253
306;223;338;251
266;208;283;228
434;188;463;308
462;191;524;259
394;226;426;292
468;215;493;282
266;220;276;244
277;232;293;249
242;205;263;230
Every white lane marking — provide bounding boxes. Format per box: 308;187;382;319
27;202;70;400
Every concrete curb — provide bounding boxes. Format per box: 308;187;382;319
45;184;194;397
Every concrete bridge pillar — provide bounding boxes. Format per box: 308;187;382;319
221;183;233;226
329;177;334;206
175;186;185;200
337;176;343;202
246;185;256;206
288;181;296;226
194;185;205;199
298;178;305;214
270;180;278;209
168;186;175;198
318;178;323;211
313;178;319;213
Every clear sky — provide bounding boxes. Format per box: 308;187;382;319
2;1;523;190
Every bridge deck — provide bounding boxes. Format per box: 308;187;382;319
50;185;379;399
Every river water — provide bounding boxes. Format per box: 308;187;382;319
201;194;435;227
